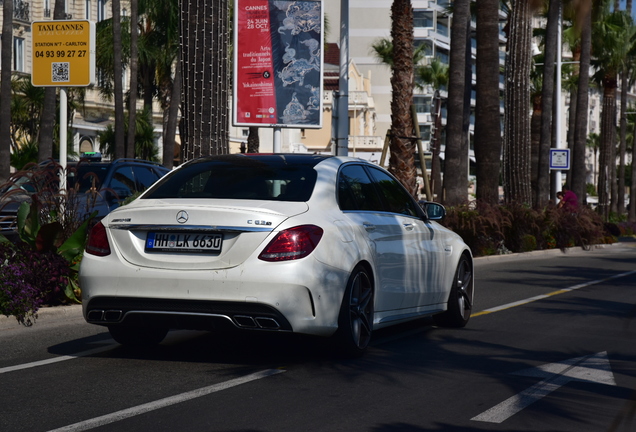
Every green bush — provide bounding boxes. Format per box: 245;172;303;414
442;200;607;256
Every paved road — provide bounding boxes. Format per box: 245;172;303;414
1;242;636;431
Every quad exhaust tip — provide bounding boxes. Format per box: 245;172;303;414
234;315;280;330
87;310;122;322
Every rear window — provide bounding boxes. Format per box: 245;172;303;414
143;156;318;202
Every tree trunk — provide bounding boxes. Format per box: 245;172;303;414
112;0;126;159
618;69;627;215
536;0;559;208
571;3;591;206
624;0;634;218
443;0;471;206
162;51;181;170
630;140;636;222
38;1;67;163
503;0;533;205
388;0;417;196
0;0;12;181
430;91;443;199
531;95;541;205
180;0;230;161
127;0;139;159
598;76;617;221
247;127;260;153
474;0;502;205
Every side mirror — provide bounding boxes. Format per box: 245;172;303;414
423;202;446;221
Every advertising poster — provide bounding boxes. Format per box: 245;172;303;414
234;0;323;128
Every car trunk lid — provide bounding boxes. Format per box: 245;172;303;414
104;199;308;270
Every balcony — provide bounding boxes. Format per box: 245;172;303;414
348;135;383;150
13;0;30;22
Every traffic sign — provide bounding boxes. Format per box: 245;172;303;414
549;148;570;170
31;20;95;87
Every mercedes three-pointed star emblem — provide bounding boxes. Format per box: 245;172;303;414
176;210;189;224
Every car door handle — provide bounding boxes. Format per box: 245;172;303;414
363;223;376;232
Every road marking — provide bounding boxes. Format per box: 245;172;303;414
0;330;208;374
471;352;616;423
0;345;115;374
473;270;636;317
47;368;286;432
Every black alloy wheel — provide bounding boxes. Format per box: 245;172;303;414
434;254;473;328
336;265;374;357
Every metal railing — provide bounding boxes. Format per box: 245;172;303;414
13;0;30;21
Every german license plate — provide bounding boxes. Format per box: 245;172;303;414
145;232;223;253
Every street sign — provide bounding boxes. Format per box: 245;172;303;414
31;20;95;87
233;0;323;128
550;148;570;170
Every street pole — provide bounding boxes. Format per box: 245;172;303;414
336;0;349;156
554;2;563;193
60;87;67;191
273;127;281;153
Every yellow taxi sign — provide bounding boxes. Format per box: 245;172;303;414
31;20;95;87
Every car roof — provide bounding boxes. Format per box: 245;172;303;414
183;153;334;167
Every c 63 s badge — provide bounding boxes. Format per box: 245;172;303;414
247;219;272;226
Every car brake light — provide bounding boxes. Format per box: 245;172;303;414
258;225;323;262
85;221;111;256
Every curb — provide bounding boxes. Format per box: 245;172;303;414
473;242;623;263
0;304;83;331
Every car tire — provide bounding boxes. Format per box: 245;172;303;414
434;254;473;328
108;325;168;347
335;265;374;357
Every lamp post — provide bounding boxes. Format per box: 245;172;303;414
336;0;349;156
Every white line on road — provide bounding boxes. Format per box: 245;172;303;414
0;345;115;374
471;352;616;423
46;368;286;432
473;270;636;317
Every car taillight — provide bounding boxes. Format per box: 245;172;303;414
258;225;323;262
85;221;111;256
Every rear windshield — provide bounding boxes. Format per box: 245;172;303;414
143;156;319;202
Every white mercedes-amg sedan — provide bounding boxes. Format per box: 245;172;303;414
80;154;474;356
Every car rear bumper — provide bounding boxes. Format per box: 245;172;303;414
79;252;349;337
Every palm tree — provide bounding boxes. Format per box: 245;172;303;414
570;0;593;208
146;0;181;167
416;58;448;199
386;0;417;196
179;0;230;160
247;127;260;153
112;0;126;159
474;0;503;206
503;0;533;205
618;0;635;216
126;0;140;159
586;132;600;190
98;108;158;161
0;0;13;181
535;0;560;208
592;6;636;220
11;76;44;146
370;34;431;196
444;0;471;206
